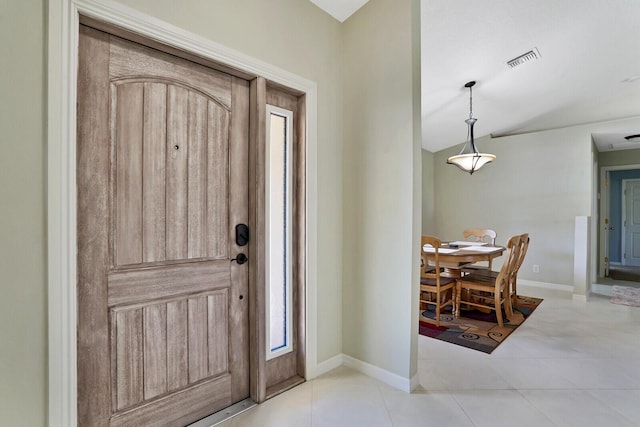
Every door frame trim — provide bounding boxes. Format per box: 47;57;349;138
47;1;318;426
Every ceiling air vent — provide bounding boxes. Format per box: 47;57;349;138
507;48;541;68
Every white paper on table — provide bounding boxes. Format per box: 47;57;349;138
423;245;459;254
463;245;499;252
448;241;487;246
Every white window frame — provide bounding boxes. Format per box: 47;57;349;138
265;105;294;361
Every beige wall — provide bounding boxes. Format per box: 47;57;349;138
422;149;435;233
0;0;47;425
342;0;420;379
431;120;640;287
599;147;640;167
435;128;592;286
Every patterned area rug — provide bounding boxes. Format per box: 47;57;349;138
611;285;640;307
419;295;543;354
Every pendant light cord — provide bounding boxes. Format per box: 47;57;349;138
468;84;473;120
459;83;474;156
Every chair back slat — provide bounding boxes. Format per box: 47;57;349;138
463;228;497;245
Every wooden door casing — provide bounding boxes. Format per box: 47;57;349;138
262;85;306;399
77;25;249;426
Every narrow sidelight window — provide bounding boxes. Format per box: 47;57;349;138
265;105;293;360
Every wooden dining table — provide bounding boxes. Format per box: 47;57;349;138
422;241;506;315
422;241;505;278
425;241;505;275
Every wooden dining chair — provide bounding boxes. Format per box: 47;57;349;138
420;235;457;327
455;234;521;327
461;228;497;274
472;232;530;308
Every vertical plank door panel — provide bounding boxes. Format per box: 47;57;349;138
207;103;230;259
143;303;168;400
208;291;229;376
188;92;208;258
188;296;209;382
167;299;189;391
166;85;189;260
115;83;144;266
115;308;144;410
142;82;167;263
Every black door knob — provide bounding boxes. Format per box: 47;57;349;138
232;253;248;265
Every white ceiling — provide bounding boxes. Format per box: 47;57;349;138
312;0;640;153
421;0;640;153
308;0;370;23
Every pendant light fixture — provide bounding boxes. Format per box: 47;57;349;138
447;81;496;174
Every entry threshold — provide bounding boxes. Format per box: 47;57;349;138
188;398;257;427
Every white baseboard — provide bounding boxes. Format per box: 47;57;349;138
518;279;573;293
342;354;414;393
315;354;343;377
316;353;420;393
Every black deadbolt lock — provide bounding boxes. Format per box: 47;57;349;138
236;224;249;246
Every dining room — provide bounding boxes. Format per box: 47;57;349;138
419;229;536;352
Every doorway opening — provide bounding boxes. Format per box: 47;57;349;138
597;165;640;290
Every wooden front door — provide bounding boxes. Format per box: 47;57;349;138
77;25;250;426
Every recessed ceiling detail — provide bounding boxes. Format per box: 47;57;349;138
507;47;541;68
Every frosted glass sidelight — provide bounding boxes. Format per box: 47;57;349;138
265;106;293;360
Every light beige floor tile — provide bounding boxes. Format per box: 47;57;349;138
537;358;640;389
427;357;511;390
311;370;393;427
380;387;474;427
587;389;640;425
488;357;576;389
227;382;312;427
452;390;556;427
521;389;638;427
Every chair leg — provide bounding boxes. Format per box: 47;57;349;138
435;301;441;327
455;283;461;318
495;302;504;327
511;277;518;307
504;294;513;319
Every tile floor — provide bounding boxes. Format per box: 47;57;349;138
217;284;640;426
